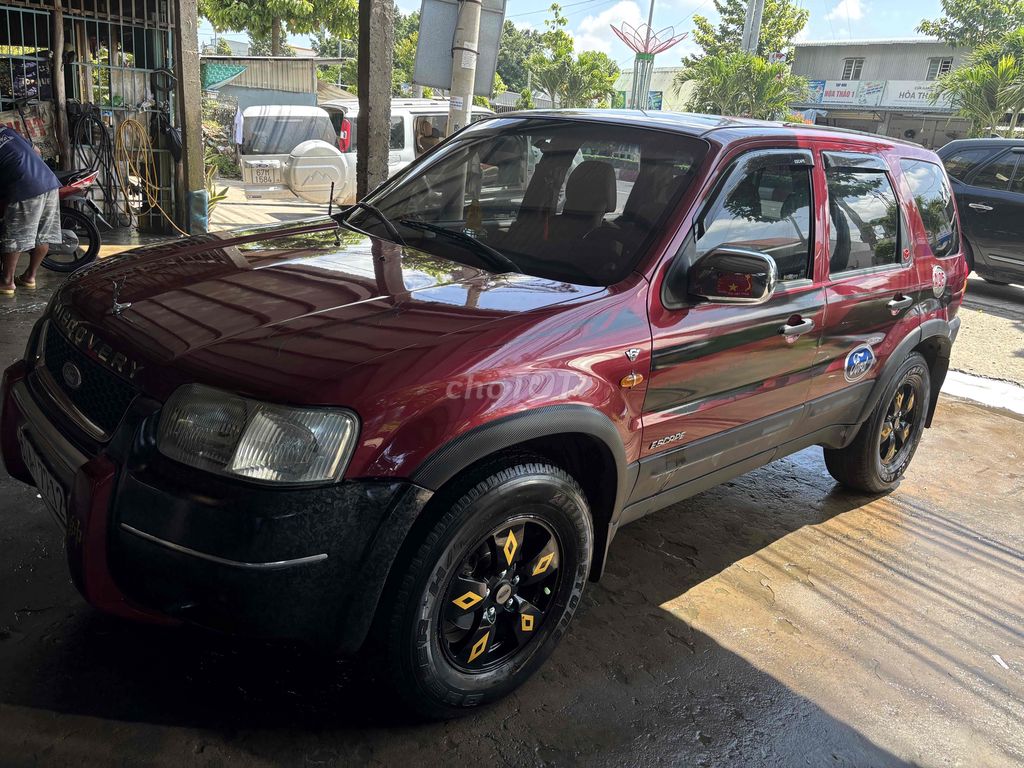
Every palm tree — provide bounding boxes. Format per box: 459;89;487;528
934;29;1024;136
676;51;807;120
561;55;619;108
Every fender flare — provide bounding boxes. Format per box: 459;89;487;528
411;404;633;581
855;318;956;428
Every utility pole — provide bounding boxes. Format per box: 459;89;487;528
447;0;482;136
741;0;766;54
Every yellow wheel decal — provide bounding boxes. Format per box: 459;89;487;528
468;631;490;662
452;591;483;610
532;552;554;576
503;528;518;565
521;614;534;632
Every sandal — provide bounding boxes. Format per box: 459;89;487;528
0;285;14;296
14;275;36;289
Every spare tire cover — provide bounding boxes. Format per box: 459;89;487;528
286;140;351;204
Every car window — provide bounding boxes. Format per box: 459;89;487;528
390;116;405;150
351;118;708;286
941;148;992;181
697;159;813;282
827;168;903;275
900;159;958;258
971;151;1018;191
413;115;447;156
241;113;336;155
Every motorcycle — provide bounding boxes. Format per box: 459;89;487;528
42;169;104;273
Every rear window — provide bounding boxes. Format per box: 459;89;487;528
901;159;958;258
242;113;336;155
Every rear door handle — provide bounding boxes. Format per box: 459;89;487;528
968;202;994;211
888;295;913;313
780;318;815;337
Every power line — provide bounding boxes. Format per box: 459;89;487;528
508;0;619;19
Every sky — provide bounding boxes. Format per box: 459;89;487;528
199;0;948;69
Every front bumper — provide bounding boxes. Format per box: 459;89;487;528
1;359;433;652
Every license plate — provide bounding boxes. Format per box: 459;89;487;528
253;167;274;185
17;429;68;527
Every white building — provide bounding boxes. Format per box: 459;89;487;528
790;38;972;148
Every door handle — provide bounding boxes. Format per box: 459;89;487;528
779;318;815;337
968;202;994;211
888;295;914;313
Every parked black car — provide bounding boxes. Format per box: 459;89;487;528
937;138;1024;286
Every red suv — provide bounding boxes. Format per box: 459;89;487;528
1;112;965;717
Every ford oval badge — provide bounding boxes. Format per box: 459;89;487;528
62;361;83;390
844;344;876;383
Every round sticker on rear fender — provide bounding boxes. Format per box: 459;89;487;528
932;265;947;298
845;344;876;382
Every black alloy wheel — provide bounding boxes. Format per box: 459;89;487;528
824;352;931;493
441;517;561;671
376;456;592;719
879;381;918;468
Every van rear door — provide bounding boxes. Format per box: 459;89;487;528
241;108;337;200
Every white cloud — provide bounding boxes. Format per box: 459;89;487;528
827;0;865;22
572;1;646;54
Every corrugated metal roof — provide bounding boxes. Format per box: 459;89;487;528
796;37;944;48
200;56;316;94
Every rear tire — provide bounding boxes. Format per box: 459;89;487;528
982;277;1010;286
43;207;100;273
824;353;930;493
378;455;593;719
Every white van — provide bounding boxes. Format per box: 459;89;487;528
241;99;494;205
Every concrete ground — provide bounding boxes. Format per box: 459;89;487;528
953;278;1024;386
0;269;1022;766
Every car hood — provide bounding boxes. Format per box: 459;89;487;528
53;218;603;402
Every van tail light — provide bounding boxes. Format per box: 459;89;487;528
338;118;351;152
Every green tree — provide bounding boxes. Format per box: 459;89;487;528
214;37;232;55
917;0;1024;49
676;50;808;119
689;0;809;62
199;0;357;57
562;51;620;107
934;30;1024;135
496;21;544;93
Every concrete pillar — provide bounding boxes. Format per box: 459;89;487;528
173;0;205;232
356;0;394;200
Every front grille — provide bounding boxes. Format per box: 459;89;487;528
42;323;137;436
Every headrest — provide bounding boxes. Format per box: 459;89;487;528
564;160;617;215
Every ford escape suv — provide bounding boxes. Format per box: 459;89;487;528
1;111;965;718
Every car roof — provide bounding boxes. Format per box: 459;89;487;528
490;109;928;150
320;98;493;115
242;105;329;118
938;137;1024;151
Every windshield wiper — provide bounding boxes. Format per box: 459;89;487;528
396;219;521;275
336;201;407;247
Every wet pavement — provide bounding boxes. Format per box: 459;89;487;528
1;275;1023;767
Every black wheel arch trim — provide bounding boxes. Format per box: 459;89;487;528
856;318;956;429
410;404;633;582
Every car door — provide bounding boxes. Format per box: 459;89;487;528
633;148;825;508
806;150;920;412
958;147;1024;274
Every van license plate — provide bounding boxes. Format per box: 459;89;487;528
253;168;274;185
17;429;68;527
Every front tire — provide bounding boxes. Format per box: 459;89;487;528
43;207;101;273
379;457;593;719
824;353;931;493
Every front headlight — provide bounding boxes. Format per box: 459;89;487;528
157;384;358;484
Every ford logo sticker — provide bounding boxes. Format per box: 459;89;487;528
844;344;876;383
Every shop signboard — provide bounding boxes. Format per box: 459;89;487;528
818;80;884;106
881;81;952;109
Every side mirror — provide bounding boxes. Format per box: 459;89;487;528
688;247;778;305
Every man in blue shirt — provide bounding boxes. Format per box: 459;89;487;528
0;126;61;296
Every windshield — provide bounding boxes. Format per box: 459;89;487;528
346;117;708;285
242;113;337;155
